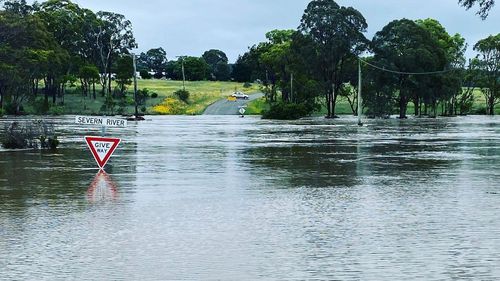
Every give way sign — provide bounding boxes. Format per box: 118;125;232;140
85;136;121;169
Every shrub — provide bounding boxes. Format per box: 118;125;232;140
48;106;64;116
30;98;50;115
4;102;23;115
472;107;487;115
0;108;4;117
137;88;151;105
116;107;126;115
174;89;190;103
262;102;310;120
140;106;147;113
140;70;152;79
243;82;252;88
151;93;159;99
1;120;59;149
152;98;187;115
39;135;60;150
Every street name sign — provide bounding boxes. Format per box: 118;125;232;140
85;136;121;169
75;116;127;128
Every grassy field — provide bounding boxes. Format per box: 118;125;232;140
15;81;500;116
33;80;261;116
247;88;500;117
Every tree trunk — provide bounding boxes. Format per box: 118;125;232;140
325;92;331;118
44;79;50;105
488;96;495;115
414;96;419;116
52;84;57;105
399;95;407;119
331;86;338;117
93;82;96;100
108;57;113;98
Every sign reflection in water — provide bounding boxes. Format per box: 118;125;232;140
87;171;118;202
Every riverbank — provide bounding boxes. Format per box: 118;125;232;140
2;81;498;117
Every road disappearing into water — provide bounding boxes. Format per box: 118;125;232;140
203;93;264;115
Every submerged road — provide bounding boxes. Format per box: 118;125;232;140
203;93;264;115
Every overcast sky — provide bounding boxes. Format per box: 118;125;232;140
69;0;499;62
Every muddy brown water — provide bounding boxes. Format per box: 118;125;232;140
1;115;499;280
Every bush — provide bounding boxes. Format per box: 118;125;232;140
0;108;4;117
1;120;59;149
174;89;190;103
30;98;50;115
262;102;310;120
116;107;126;115
39;135;60;150
140;70;152;79
140;106;147;113
243;82;252;88
472;107;487;115
48;106;64;116
4;102;23;115
151;93;159;99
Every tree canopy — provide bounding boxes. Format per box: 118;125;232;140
459;0;495;19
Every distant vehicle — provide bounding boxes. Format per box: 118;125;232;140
231;92;249;99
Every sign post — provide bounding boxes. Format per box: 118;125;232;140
76;116;126;169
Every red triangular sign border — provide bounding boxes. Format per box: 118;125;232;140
85;136;121;169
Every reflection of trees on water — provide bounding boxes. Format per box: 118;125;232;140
243;120;464;189
244;142;361;188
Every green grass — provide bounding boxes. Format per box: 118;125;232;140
35;80;260;115
246;97;270;115
15;82;500;116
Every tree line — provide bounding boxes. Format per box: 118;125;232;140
0;0;142;114
0;0;498;118
0;0;239;115
232;0;499;119
136;48;231;82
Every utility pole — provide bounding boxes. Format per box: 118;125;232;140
357;59;363;126
176;56;186;91
132;53;139;118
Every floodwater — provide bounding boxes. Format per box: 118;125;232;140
1;115;499;280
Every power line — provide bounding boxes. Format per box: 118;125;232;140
359;58;453;75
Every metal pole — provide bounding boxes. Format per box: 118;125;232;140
357;59;363;126
132;53;139;118
181;58;186;91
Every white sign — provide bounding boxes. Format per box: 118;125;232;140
75;116;127;128
239;107;246;115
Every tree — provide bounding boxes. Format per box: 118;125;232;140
260;30;294;102
371;19;446;118
417;19;467;116
474;34;500;115
144;47;167;78
96;11;137;96
459;0;495;19
232;44;269;83
2;0;36;16
298;0;369;118
78;64;99;99
0;8;64;114
114;55;133;97
179;57;209;81
202;49;230;81
38;0;97;105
